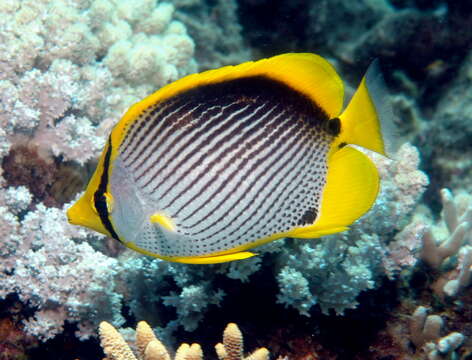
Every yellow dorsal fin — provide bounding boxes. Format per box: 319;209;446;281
335;60;394;157
111;53;345;150
289;145;379;239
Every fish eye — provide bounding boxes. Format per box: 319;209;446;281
326;117;341;136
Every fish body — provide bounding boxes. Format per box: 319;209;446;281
67;53;392;264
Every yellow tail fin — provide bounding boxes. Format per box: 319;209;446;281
336;60;395;157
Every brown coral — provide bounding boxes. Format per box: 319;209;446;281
2;143;57;206
1;142;87;207
0;315;38;360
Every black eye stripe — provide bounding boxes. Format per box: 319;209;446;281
94;137;121;241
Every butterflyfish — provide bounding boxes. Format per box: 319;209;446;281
67;53;393;264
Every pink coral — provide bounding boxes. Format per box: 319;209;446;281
385;215;427;275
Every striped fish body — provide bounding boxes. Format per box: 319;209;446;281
67;53;392;264
111;76;335;260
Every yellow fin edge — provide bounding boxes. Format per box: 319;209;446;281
124;241;257;264
67;141;113;237
110;53;345;156
123;224;299;264
287;145;380;239
336;60;393;157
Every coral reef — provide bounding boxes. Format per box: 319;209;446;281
410;306;466;359
215;323;269;360
343;188;472;360
0;0;197;343
0;0;196;164
99;321;171;360
99;321;269;360
342;2;472;77
237;0;392;60
275;143;428;315
0;199;124;341
0;142;428;344
0;308;38;360
2;0;472;358
420;188;472;299
419;50;472;193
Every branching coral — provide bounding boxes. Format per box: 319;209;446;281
215;323;269;360
99;321;176;360
120;258;227;334
98;321;268;360
0;198;124;341
104;143;429;341
420;188;472;298
0;1;436;347
409;306;466;359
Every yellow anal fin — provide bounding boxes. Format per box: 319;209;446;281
125;239;257;264
289;145;379;239
150;212;175;232
336;60;395;157
172;251;257;264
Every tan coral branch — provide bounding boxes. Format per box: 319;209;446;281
99;321;137;360
98;321;269;360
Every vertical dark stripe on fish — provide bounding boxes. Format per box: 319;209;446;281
94;137;121;242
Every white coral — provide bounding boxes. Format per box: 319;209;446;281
0;202;124;340
1;0;196;163
0;0;198;341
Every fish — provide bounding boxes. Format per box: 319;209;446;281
67;53;393;264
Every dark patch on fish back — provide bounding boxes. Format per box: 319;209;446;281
169;75;331;129
122;75;333;151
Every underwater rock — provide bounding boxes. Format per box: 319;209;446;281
238;0;391;58
420;50;472;193
174;0;251;69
